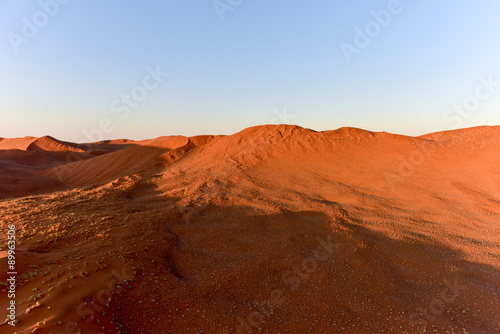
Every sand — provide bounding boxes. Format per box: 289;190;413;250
0;124;499;333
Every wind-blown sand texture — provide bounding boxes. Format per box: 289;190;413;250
0;125;499;333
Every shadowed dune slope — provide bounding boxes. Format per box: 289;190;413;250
0;136;38;150
40;135;218;187
0;125;499;333
0;136;138;198
26;136;86;153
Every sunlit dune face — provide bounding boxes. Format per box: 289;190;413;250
1;125;499;333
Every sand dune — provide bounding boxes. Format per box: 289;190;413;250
39;135;215;187
0;136;145;199
0;125;499;333
0;136;38;151
26;136;87;153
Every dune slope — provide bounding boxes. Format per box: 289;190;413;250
0;125;499;334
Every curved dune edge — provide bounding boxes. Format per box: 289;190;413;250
0;124;499;333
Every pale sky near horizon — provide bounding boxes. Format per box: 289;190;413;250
1;0;499;142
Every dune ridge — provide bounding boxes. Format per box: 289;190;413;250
0;124;499;333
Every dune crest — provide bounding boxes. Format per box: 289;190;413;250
1;125;499;333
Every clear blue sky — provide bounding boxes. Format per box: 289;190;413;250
1;0;499;142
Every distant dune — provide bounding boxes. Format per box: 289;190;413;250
0;125;499;333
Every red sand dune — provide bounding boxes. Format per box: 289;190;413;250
0;125;499;334
0;136;140;199
0;137;38;151
39;135;218;187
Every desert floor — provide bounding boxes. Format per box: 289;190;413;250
1;125;499;333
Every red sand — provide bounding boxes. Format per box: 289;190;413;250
0;125;499;333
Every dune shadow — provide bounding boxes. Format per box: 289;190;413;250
103;182;500;333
